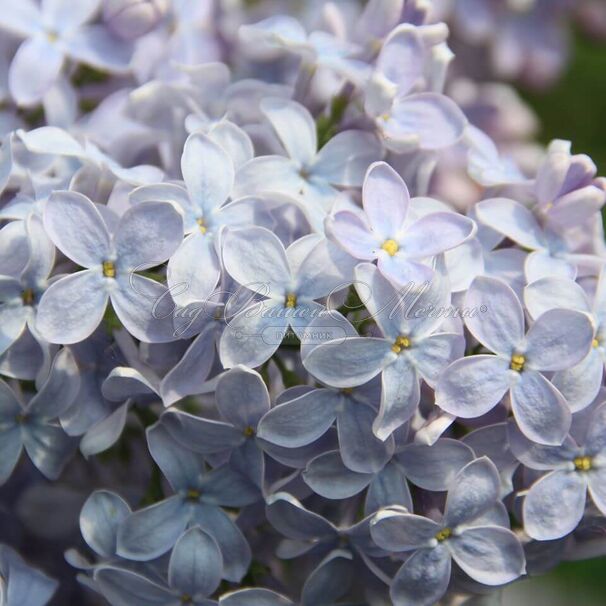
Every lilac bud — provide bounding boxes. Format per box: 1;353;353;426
103;0;168;40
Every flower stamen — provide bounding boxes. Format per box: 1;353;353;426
510;354;525;372
391;335;411;354
196;217;207;234
102;261;116;278
574;456;592;471
435;527;452;542
381;239;399;256
21;289;34;306
285;293;297;308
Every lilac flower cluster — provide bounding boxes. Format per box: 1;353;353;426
0;1;605;605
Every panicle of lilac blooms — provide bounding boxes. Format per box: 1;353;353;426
0;1;604;605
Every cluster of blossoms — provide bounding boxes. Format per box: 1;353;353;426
0;1;605;605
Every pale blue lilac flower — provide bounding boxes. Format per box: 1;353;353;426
265;492;382;603
327;161;476;286
370;458;525;606
0;214;54;355
525;273;606;411
117;421;259;581
436;275;593;445
219;226;352;368
234;97;382;228
508;403;606;540
0;348;79;483
96;527;223;605
36;191;182;344
131;133;264;308
365;25;468;152
161;365;270;488
0;543;57;606
0;0;132;106
304;261;464;439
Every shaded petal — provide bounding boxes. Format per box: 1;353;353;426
402;213;475;258
63;25;132;72
338;400;393;473
552;350;603;412
0;426;22;484
303;337;391;388
409;333;465;387
464;276;524;356
448;526;525;585
370;510;440;551
147;422;202;491
79;402;129;457
117;495;188;561
220;588;293;606
265;492;336;540
362;161;409;239
167;233;221;307
160;326;216;406
162;410;242;455
435;355;510;418
523;470;586;540
387;92;467;151
260;97;316;165
27;348;80;419
476;198;545;250
524;309;593;371
94;567;174;606
22;422;77;480
216;365;269;428
219;301;287;368
524;277;590;320
114;201;183;271
301;550;353;606
303;450;372;499
181;133;234;214
511;370;571;446
42;0;100;32
9;38;63;106
365;461;413;514
525;250;576;283
168;527;222;597
36;270;108;345
587;468;606;515
0;0;41;36
80;490;131;558
257;388;338;448
444;457;500;527
326;211;378;261
192;504;251;583
223;226;290;295
112;274;177;343
390;546;451;606
398;439;475;491
312;131;381;187
44;191;110;267
374;356;419;440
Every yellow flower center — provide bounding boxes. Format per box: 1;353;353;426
186;488;201;501
285;293;297;308
574;456;592;472
510;354;525;372
391;335;411;354
181;595;193;604
21;289;34;306
435;527;452;542
196;217;207;234
243;425;255;437
46;30;59;43
592;338;600;348
102;261;116;278
381;239;399;256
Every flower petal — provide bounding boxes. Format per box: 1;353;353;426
523;470;587;540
